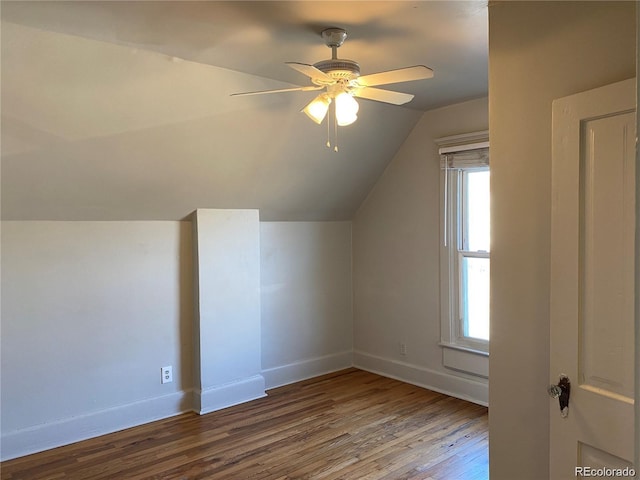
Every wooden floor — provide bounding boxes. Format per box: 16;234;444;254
1;369;488;480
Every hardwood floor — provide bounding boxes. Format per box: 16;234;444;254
1;369;488;480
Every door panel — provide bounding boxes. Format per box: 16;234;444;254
579;442;634;470
550;78;636;479
580;112;636;401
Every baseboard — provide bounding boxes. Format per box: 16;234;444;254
194;374;266;415
353;350;488;406
1;390;192;462
1;354;484;461
261;351;353;389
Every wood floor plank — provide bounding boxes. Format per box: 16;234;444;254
1;369;488;480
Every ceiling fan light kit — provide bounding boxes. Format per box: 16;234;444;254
232;27;434;150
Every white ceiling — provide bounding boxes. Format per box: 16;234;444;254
1;1;488;221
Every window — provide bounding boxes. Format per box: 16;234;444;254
459;169;490;342
438;134;490;366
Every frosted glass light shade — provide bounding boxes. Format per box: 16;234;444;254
335;92;359;126
303;94;331;124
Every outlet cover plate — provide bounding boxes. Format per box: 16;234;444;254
161;366;173;384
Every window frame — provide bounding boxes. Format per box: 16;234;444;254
437;133;490;372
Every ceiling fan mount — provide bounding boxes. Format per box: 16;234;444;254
320;27;348;48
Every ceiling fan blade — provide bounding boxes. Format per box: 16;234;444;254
352;87;414;105
231;85;323;97
356;65;434;87
286;62;335;84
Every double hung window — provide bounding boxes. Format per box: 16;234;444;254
439;137;490;358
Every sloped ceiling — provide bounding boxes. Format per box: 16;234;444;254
1;1;488;221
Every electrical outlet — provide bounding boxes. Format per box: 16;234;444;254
161;366;173;384
399;343;407;356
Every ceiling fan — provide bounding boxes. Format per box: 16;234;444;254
232;27;433;149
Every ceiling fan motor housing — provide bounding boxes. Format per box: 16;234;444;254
312;59;360;83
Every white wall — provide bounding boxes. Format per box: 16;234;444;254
192;209;265;414
1;218;355;460
352;97;489;405
636;6;640;470
488;2;636;479
260;222;353;388
1;221;193;459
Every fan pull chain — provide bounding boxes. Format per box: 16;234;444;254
324;101;339;152
334;107;339;152
326;108;331;149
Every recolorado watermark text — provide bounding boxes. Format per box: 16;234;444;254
575;466;636;477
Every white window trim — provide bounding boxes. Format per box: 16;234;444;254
436;132;489;378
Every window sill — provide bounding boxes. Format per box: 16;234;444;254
438;342;489;357
439;342;489;378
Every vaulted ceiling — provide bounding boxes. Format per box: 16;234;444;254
1;1;488;221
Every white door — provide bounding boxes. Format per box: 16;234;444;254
550;78;636;479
